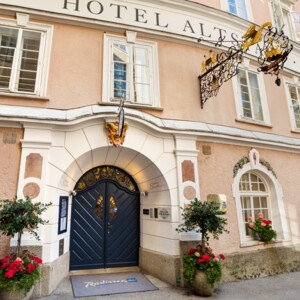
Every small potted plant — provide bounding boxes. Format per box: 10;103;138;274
247;213;277;243
0;196;51;300
176;198;229;296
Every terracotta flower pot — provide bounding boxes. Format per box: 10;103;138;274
0;285;34;300
193;270;214;296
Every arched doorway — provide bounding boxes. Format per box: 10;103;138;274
69;166;140;270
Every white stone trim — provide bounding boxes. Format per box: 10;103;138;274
2;104;300;153
232;149;290;246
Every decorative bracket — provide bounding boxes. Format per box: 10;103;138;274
198;22;293;107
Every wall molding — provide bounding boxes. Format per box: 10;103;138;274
2;104;300;153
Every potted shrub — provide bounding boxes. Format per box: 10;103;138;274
176;198;229;296
247;213;277;243
0;196;51;300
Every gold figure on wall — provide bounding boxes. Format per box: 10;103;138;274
105;121;128;148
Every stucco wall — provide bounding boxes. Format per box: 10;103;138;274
0;11;298;140
196;141;300;255
0;127;23;258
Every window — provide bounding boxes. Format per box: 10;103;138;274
0;16;52;97
286;84;300;130
228;0;248;19
237;69;264;121
239;173;270;236
102;33;160;107
270;0;294;39
291;12;300;41
233;149;290;246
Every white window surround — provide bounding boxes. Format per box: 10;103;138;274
268;0;296;40
283;76;300;132
102;33;160;108
0;15;53;98
232;59;271;126
220;0;254;22
232;149;290;246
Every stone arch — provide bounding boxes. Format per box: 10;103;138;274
45;120;180;266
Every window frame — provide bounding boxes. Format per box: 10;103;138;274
284;77;300;132
220;0;253;21
102;33;160;108
269;0;296;40
0;16;53;97
232;59;271;126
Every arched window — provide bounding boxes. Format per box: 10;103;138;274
239;172;270;236
233;149;290;245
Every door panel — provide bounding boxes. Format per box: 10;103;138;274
70;183;106;270
70;179;139;270
105;182;139;268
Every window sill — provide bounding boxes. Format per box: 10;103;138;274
99;101;163;111
291;129;300;134
235;118;273;128
240;239;286;248
0;91;49;101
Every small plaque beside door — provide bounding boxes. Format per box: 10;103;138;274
58;196;68;234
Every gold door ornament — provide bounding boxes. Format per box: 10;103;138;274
94;195;104;220
105;122;128;148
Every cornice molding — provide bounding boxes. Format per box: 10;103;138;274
1;104;300;153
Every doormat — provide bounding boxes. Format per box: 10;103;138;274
71;272;158;297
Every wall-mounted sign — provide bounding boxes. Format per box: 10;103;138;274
158;207;171;221
207;194;227;213
58;196;68;234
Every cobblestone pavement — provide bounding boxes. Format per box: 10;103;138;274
37;271;300;300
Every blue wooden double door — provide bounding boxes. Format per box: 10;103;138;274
69;179;139;270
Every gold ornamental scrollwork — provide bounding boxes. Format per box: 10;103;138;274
105;121;128;148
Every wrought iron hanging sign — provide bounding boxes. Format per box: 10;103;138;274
105;98;128;147
198;22;293;108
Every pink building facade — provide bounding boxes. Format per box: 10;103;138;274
0;0;299;296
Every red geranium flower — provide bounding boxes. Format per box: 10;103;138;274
34;257;42;264
219;254;225;260
5;269;15;278
26;263;35;274
187;248;196;255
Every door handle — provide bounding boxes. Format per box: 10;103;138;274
107;222;112;234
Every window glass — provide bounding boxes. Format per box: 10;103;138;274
228;0;248;19
16;30;41;93
0;27;18;89
238;69;264;121
228;0;237;14
113;43;130;100
0;26;42;94
237;0;248;19
112;41;152;104
239;173;269;236
292;12;300;41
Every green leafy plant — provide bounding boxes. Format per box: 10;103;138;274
0;196;52;256
176;198;229;249
247;213;277;243
183;246;224;285
176;198;229;286
0;251;42;295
